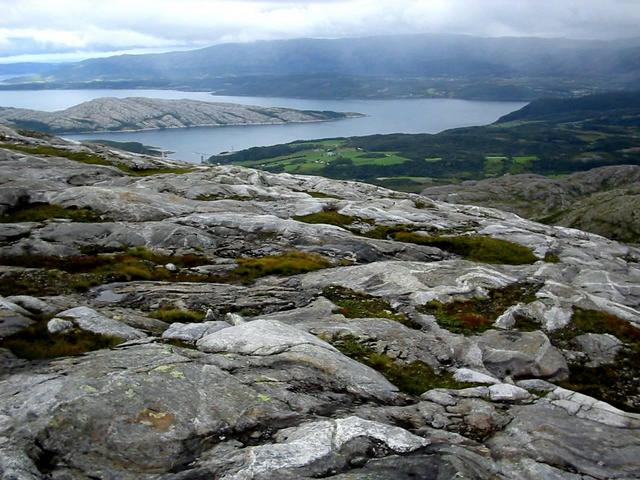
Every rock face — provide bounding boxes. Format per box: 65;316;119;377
421;165;640;243
0;96;362;133
1;126;640;479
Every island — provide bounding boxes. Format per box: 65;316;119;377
0;96;362;134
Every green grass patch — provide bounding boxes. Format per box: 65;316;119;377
148;308;205;323
332;335;472;395
228;251;332;284
417;282;541;335
392;233;538;265
0;142;193;176
0;143;112;166
0;202;106;223
0;321;123;360
322;285;420;329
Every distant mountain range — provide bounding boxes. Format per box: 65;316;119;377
4;34;640;100
0;97;360;134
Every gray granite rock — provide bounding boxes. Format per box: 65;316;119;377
162;320;230;343
57;306;147;340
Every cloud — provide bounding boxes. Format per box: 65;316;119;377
0;0;639;62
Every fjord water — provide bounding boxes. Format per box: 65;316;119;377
0;89;525;162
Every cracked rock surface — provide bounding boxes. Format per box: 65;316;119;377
0;126;639;479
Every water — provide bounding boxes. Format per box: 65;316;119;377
0;89;526;163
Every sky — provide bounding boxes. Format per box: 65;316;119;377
1;0;640;63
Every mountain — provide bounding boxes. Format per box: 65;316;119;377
1;124;639;479
421;165;640;244
0;97;360;134
6;34;640;99
0;62;64;77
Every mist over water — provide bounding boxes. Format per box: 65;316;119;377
0;89;525;162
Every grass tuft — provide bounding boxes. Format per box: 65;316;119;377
322;285;420;329
148;308;205;323
229;251;332;284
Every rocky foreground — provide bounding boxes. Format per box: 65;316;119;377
0;125;639;479
0;97;361;134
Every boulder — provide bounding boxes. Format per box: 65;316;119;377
477;330;569;380
161;320;230;343
573;333;623;367
56;306;146;340
47;318;74;334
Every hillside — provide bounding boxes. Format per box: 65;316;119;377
6;34;640;100
0;125;639;479
422;165;640;244
210;91;640;192
0;97;360;134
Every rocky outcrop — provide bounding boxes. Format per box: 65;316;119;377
0;96;362;133
422;165;640;243
0;126;639;479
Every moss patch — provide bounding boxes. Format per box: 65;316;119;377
0;321;123;360
393;232;538;265
544;251;561;263
305;191;342;199
322;285;420;329
332;335;472;395
293;208;359;227
148;308;205;323
417;282;541;335
0;202;107;223
552;308;640;413
229;251;332;284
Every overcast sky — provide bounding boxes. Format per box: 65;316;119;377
1;0;639;63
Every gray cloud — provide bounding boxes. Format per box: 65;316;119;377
1;0;639;62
